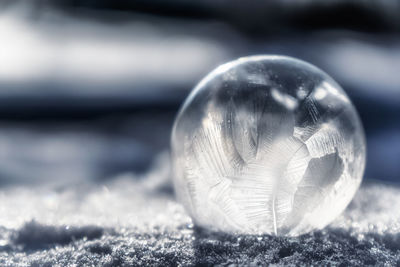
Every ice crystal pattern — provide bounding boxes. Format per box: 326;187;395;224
171;56;366;236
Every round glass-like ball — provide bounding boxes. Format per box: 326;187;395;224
171;55;366;236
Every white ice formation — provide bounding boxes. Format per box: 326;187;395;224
171;56;366;236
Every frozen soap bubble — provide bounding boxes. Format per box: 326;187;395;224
171;55;366;236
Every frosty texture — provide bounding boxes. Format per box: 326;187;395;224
171;56;366;236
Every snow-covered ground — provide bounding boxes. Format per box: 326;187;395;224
0;154;399;266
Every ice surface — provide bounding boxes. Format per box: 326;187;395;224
172;56;366;236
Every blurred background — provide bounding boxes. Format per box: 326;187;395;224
0;0;399;187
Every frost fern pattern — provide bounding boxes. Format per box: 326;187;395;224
172;56;366;236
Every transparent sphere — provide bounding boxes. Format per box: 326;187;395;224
171;55;366;236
